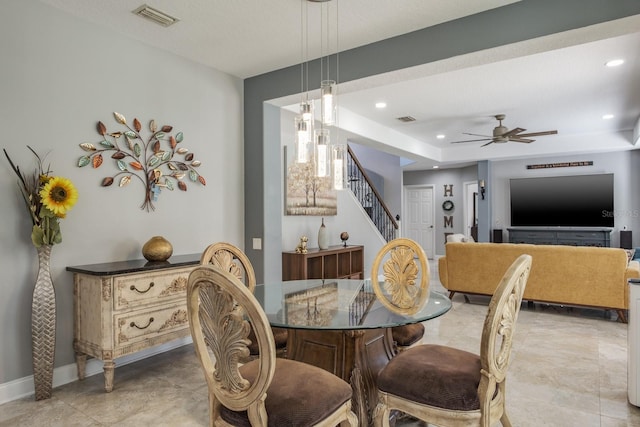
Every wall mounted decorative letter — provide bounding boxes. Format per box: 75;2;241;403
77;112;205;211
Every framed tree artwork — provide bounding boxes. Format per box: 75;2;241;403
284;147;337;216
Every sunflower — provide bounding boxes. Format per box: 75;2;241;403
40;176;78;217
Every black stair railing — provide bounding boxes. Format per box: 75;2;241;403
347;146;399;242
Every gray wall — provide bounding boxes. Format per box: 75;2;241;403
404;151;640;255
1;1;243;390
244;0;640;282
404;165;478;254
492;151;640;248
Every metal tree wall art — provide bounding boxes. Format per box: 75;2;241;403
78;112;205;211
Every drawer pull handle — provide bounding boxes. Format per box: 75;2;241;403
130;282;155;294
130;317;154;329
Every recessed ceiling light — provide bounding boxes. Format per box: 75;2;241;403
432;165;439;169
436;134;445;139
605;59;624;67
375;102;387;109
602;114;614;120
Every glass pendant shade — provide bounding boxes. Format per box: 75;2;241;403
300;100;314;122
315;128;330;178
295;116;312;163
332;144;347;190
321;80;336;126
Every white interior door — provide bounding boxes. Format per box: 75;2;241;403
464;181;479;238
404;186;434;258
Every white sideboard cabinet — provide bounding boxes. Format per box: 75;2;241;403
67;254;200;392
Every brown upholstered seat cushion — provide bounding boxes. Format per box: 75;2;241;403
377;344;482;411
220;358;353;426
247;326;288;355
391;323;425;346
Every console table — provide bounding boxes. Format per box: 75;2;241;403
67;254;200;392
507;227;611;247
282;245;364;281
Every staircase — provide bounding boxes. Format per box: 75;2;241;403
347;146;398;242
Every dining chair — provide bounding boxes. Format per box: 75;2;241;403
187;265;358;427
200;242;288;359
371;238;430;352
373;254;532;427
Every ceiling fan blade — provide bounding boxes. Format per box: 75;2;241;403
501;127;526;137
480;140;495;147
517;130;558;137
450;138;492;144
510;137;535;143
462;132;492;138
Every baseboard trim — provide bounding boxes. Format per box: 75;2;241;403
0;337;192;405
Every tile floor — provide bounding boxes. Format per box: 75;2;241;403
3;265;640;426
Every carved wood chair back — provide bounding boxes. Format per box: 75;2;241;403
200;242;256;293
371;238;430;353
370;238;430;315
200;242;287;358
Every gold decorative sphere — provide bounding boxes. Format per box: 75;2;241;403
142;236;173;262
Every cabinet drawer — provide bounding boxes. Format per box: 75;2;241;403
558;231;603;239
114;303;188;347
114;267;193;310
511;231;555;239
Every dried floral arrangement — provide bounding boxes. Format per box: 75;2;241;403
4;146;78;247
77;112;205;211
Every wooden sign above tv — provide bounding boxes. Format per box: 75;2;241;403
526;161;593;169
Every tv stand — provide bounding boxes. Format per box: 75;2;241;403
507;227;611;247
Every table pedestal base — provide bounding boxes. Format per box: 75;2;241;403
287;328;397;426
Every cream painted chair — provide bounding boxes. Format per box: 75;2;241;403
374;254;532;427
200;242;288;358
188;265;358;427
371;238;430;352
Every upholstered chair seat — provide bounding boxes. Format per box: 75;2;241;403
390;323;425;349
220;358;354;427
378;344;483;411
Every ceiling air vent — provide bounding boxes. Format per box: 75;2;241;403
396;116;416;123
132;4;179;27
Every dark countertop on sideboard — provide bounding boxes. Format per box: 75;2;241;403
66;253;201;276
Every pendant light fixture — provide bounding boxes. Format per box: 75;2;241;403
294;0;314;164
294;0;345;189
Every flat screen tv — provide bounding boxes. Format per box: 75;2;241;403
509;173;614;227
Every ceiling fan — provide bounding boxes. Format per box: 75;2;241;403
450;114;558;147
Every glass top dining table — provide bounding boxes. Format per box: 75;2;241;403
253;278;452;331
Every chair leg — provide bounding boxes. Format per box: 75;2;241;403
373;402;391;427
500;411;513;427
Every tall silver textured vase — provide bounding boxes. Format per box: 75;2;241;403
32;244;55;400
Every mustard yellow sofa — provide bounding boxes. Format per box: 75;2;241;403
438;242;640;321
